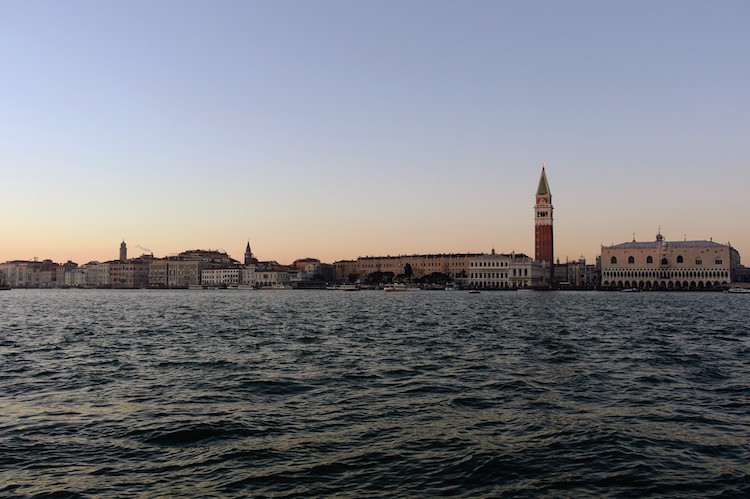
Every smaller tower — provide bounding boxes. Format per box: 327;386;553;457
244;241;257;265
120;240;127;262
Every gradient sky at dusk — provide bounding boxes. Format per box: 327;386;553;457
2;1;749;265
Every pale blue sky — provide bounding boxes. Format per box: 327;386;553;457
2;1;748;264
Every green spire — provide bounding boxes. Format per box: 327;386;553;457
536;163;550;196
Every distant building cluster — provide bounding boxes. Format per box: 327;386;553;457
0;243;333;290
2;166;747;290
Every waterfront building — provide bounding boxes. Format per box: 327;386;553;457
56;261;78;286
242;265;256;287
148;249;237;288
0;260;61;288
83;261;111;288
292;258;323;280
201;267;242;287
110;256;151;289
0;261;27;287
553;260;569;286
254;264;292;288
600;232;740;290
554;257;600;289
148;259;210;288
147;259;169;288
734;266;750;283
534;164;554;284
333;260;359;283
333;253;482;283
176;249;237;265
120;241;127;262
65;266;88;287
464;250;545;289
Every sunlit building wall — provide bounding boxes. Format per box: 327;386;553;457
601;233;739;290
84;262;111;287
465;252;544;289
201;267;241;286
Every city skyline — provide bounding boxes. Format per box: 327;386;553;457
3;1;749;265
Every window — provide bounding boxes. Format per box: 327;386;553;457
661;258;668;265
646;256;653;264
677;255;683;263
628;256;635;264
696;258;702;265
716;258;723;265
611;256;617;264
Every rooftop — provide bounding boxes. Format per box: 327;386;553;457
606;240;727;250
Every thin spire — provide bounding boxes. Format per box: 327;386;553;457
536;163;550;196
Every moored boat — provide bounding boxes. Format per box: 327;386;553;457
726;287;750;294
384;283;406;292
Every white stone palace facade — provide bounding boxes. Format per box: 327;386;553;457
601;233;740;290
464;251;545;289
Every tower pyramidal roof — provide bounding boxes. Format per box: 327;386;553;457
536;163;550;196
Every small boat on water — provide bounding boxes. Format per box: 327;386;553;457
384;283;406;292
445;282;456;291
468;289;480;294
726;287;750;294
620;288;640;292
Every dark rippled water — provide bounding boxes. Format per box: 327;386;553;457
1;289;749;497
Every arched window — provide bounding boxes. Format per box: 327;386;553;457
716;258;723;265
661;258;668;265
611;256;617;264
696;257;702;265
628;256;635;264
646;256;653;264
677;255;683;263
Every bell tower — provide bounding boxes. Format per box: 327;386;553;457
119;240;127;262
534;164;554;284
244;241;257;265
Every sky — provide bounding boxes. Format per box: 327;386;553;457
2;0;749;266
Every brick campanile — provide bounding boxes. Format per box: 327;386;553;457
534;164;554;284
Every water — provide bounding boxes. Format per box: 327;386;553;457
1;289;749;497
